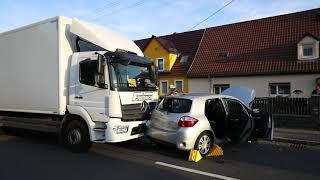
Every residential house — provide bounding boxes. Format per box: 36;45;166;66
187;8;320;97
135;30;205;96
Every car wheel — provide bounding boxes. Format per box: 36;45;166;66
62;120;92;153
194;132;213;156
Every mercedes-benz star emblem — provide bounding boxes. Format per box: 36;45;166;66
140;100;149;113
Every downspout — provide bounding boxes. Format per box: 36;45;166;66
208;75;213;94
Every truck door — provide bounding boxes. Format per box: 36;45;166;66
70;52;110;122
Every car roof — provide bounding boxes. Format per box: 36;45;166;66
166;93;236;101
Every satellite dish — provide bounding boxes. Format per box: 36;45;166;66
293;89;303;94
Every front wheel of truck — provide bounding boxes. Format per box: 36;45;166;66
62;120;92;153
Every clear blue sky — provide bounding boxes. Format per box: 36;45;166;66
1;0;319;40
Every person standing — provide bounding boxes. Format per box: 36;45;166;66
312;85;320;95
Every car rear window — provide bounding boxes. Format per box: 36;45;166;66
161;97;192;113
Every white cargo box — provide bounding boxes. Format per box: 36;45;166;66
0;17;74;115
0;16;144;115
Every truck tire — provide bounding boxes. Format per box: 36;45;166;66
62;120;92;153
194;131;214;156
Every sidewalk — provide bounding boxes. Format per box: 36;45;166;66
273;128;320;145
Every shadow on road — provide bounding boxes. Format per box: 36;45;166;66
0;131;196;180
1;129;320;178
217;141;320;176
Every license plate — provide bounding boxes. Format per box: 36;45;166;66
132;92;153;101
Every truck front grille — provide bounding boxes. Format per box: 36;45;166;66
121;102;156;122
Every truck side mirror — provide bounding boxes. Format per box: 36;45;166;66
96;53;108;89
97;53;106;74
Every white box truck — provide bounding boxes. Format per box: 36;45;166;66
0;16;158;152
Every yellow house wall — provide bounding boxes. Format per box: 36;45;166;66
143;38;188;95
158;76;189;95
143;38;177;71
168;53;177;70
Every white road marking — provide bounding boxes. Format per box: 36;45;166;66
155;161;240;180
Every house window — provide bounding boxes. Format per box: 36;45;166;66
157;58;164;71
174;80;184;92
160;80;168;95
269;83;291;96
297;36;319;60
213;84;230;94
303;44;314;57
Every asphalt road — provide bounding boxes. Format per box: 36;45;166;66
0;131;319;180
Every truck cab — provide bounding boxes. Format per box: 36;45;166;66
64;19;158;151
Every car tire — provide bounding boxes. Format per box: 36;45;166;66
194;131;214;156
62;120;92;153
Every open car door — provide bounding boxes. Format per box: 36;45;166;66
251;107;274;140
222;98;254;143
222;86;273;141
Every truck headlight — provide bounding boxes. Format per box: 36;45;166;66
113;125;129;134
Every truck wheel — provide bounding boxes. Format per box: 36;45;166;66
62;120;92;153
194;132;213;156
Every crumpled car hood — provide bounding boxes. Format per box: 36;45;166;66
222;86;256;108
70;18;144;57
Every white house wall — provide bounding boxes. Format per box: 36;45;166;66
189;74;320;97
188;78;211;93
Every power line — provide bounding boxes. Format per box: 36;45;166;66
90;0;147;21
78;0;122;20
86;1;123;20
189;0;236;30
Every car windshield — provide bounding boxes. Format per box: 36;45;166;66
160;97;192;113
110;60;157;91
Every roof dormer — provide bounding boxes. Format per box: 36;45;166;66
297;33;319;60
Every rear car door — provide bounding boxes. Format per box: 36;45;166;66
150;97;192;131
223;98;254;143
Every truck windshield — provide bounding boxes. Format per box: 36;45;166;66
110;61;157;91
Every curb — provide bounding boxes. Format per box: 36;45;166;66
257;140;320;150
273;137;320;146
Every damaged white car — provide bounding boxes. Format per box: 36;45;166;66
146;87;273;155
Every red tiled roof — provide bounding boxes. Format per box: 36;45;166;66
134;29;205;75
157;37;178;53
188;8;320;77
